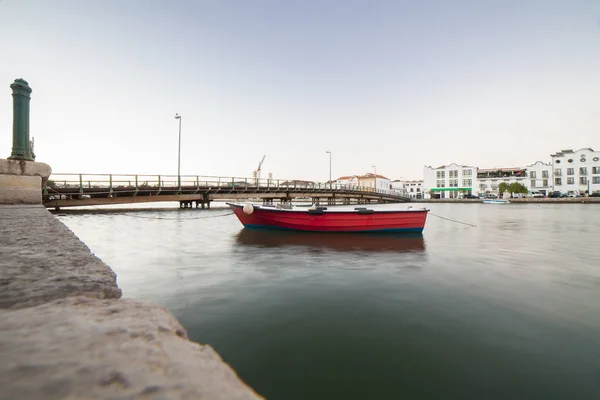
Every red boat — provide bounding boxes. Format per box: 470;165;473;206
227;202;429;233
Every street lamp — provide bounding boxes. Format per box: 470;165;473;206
372;165;376;190
174;113;182;190
326;151;332;187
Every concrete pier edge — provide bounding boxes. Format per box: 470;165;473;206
0;204;264;399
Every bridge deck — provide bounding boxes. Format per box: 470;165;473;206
43;174;410;208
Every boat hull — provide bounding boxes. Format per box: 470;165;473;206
228;203;428;233
482;199;509;204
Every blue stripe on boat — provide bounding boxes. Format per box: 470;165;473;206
243;224;423;233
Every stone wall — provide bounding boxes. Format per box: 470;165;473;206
0;159;51;204
0;205;264;400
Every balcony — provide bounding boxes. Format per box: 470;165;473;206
477;169;527;179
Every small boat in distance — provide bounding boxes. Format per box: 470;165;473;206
482;199;510;204
227;202;429;233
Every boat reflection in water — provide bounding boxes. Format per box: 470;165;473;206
235;228;426;253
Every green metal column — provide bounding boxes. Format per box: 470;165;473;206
8;78;35;160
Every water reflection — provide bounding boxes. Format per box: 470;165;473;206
235;228;426;253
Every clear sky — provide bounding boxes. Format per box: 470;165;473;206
1;0;599;181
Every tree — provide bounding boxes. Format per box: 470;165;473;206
498;182;509;195
508;182;528;195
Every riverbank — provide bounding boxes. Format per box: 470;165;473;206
420;197;600;203
0;204;263;399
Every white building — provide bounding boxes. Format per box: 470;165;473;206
335;173;392;192
391;180;407;196
334;175;359;187
551;148;600;195
357;173;392;191
423;163;477;199
391;179;423;199
525;161;553;195
477;167;527;197
405;180;424;199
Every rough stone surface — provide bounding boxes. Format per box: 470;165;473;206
0;297;263;400
0;158;51;178
0;204;263;399
0;205;122;308
0;158;51;204
0;174;42;204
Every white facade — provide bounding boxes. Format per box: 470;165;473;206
423;163;477;199
405;180;423;199
357;173;392;191
477;167;528;197
525;161;553;195
551;148;600;195
335;174;392;191
391;180;423;198
334;175;359;187
391;180;407;196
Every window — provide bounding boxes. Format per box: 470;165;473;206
410;188;414;192
555;178;562;185
555;159;561;164
593;167;600;174
491;184;498;190
479;183;487;188
543;180;549;187
567;177;574;185
542;171;549;178
449;179;458;187
449;170;458;178
463;179;472;187
436;180;445;188
436;171;445;179
462;169;472;177
567;168;574;175
531;180;536;187
580;177;587;185
555;169;562;176
530;171;537;178
580;167;587;176
416;188;420;192
594;177;600;184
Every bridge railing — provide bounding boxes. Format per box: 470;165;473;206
43;173;407;199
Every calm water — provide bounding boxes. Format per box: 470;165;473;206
57;203;600;399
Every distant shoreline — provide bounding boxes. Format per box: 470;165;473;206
417;198;600;204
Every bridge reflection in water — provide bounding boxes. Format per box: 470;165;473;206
235;228;426;253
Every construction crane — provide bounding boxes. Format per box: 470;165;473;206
253;155;266;183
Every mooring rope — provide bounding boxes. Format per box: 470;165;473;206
51;202;235;221
428;212;477;227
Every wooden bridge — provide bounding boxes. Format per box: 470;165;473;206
43;174;411;209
